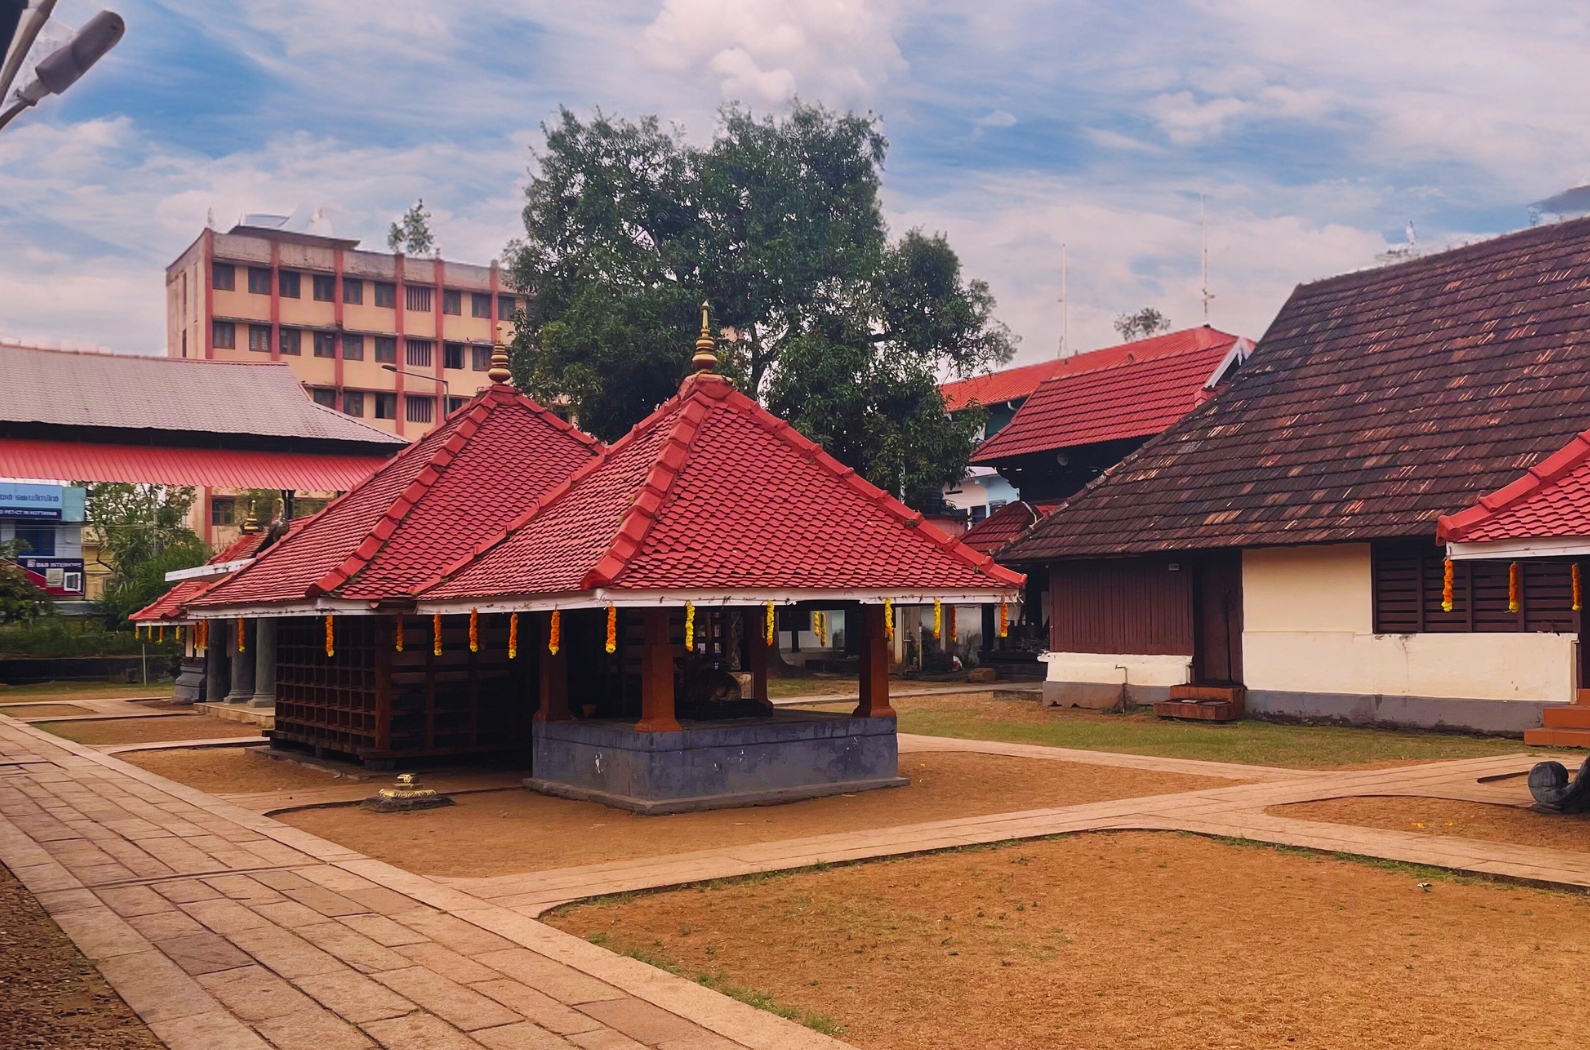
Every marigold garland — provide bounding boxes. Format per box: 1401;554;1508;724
932;599;942;640
998;601;1009;638
157;624;165;643
946;604;956;643
547;609;559;655
1574;563;1582;613
1508;562;1521;614
765;601;775;646
508;611;519;659
605;605;617;653
237;617;246;653
469;609;479;653
684;602;695;649
1441;558;1454;613
325;614;335;657
819;610;830;647
432;613;442;656
395;615;404;652
884;598;893;640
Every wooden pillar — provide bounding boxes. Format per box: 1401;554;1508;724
374;618;394;752
636;607;680;732
748;608;769;703
853;604;896;719
536;612;572;722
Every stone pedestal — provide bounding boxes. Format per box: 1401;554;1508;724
527;710;906;814
172;656;205;705
249;618;277;708
225;620;255;703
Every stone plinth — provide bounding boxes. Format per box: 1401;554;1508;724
527;710;907;814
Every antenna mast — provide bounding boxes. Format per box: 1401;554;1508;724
1200;195;1213;324
1058;243;1068;357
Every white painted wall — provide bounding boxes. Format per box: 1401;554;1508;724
1242;544;1577;703
1040;651;1191;687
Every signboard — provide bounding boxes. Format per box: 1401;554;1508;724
16;557;85;596
0;482;63;520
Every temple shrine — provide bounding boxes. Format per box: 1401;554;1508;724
174;313;1024;811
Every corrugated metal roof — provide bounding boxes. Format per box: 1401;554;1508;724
0;344;404;445
0;438;390;490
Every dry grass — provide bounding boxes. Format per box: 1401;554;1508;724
35;714;263;746
1273;794;1590;853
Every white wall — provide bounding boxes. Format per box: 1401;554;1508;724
1041;651;1191;687
1242;544;1577;704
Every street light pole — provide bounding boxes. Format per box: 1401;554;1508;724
0;8;123;133
380;364;450;390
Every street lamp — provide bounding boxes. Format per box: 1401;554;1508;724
0;8;124;133
380;364;449;390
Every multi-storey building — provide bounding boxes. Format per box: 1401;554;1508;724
165;222;523;439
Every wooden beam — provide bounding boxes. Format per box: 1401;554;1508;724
748;608;769;702
853;604;896;719
636;607;680;732
536;612;572;722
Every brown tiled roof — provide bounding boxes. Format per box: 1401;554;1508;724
1002;218;1590;561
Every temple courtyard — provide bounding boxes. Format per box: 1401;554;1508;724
5;692;1590;1049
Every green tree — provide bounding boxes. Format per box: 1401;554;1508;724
0;538;51;624
1113;306;1172;341
388;198;436;256
82;483;209;627
506;103;1014;503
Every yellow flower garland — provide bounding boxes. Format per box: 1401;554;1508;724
765;601;775;646
395;615;404;652
325;614;335;657
998;601;1009;638
1508;562;1521;614
684;602;695;649
1441;558;1454;613
814;610;826;647
884;598;893;640
932;599;942;640
605;605;617;653
432;613;443;656
469;609;479;653
548;609;559;655
1574;563;1582;613
508;611;519;659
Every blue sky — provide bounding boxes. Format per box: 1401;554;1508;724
3;1;1587;364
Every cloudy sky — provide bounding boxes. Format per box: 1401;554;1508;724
3;1;1587;364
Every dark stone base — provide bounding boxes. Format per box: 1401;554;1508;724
173;658;205;705
1247;689;1551;736
361;794;455;813
1043;681;1171;709
529;711;907;815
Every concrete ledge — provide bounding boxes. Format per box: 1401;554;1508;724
195;702;275;729
525;774;909;815
1247;689;1556;735
1043;681;1171;709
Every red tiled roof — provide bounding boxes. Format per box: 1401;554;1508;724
1438;427;1590;543
1005;217;1590;560
940;327;1242;413
970;335;1245;463
0;438;392;491
130;531;270;623
959;501;1061;554
189;388;601;610
417;373;1025;603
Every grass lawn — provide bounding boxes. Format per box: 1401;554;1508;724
829;692;1568;769
766;675;858;699
0;680;172;702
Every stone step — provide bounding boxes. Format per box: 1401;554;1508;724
1543;705;1590;729
1523;726;1590;748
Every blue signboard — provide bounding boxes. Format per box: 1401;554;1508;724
0;482;63;520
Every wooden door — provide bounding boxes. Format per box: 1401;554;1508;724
1194;551;1244;685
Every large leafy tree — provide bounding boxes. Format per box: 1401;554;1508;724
83;483;209;627
506;103;1014;505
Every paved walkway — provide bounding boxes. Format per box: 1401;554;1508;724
1;709;1583;1050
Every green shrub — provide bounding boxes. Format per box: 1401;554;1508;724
0;618;179;658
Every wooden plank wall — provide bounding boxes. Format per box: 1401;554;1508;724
1049;556;1195;655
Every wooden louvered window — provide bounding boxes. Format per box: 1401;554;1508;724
1371;540;1578;635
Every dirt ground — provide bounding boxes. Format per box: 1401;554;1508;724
121;746;344;794
281;752;1235;878
0;861;163;1050
1274;794;1590;853
549;830;1590;1050
0;703;96;718
36;714;264;746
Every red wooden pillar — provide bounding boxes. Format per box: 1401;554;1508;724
636;607;680;732
536;611;572;722
853;604;896;719
747;607;769;702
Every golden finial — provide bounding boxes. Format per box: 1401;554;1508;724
692;300;717;372
488;320;512;385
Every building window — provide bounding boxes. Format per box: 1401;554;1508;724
212;263;235;290
406;395;434;423
406;338;432;367
447;395;469;414
342;390;365;417
311;387;337;408
443;342;464;370
1371;540;1577;634
373;392;397;419
442;289;461;315
374;282;396;308
279;328;302;355
212;321;236;349
211;497;235;526
471;345;491;371
248;324;272;352
313;331;337;358
498;294;517;318
13;527;55;557
312;274;335;302
343;278;364;305
342;333;364;360
279;270;301;299
405;285;432;312
374;336;397;363
247;267;271;295
970;505;988;524
471;292;491;318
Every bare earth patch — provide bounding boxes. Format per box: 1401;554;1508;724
281;751;1235;879
36;714;264;746
1273;795;1590;853
0;703;96;719
0;861;164;1050
549;831;1590;1050
121;746;343;794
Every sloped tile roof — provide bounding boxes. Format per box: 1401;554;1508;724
188;388;600;609
418;373;1025;602
1003;217;1590;560
970;335;1244;463
0;438;391;490
0;344;404;448
130;531;270;623
940;327;1242;413
958;501;1061;554
1438;428;1590;543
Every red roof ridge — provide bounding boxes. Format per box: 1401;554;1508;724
1437;427;1590;541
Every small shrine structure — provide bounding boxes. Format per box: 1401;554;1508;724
174;321;1024;812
